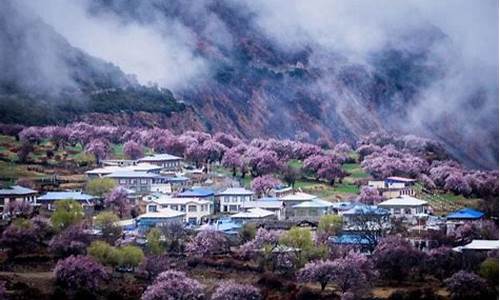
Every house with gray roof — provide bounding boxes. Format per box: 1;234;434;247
104;171;163;193
37;191;97;209
137;153;183;171
0;185;38;213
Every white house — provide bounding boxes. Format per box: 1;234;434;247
145;194;213;224
377;196;429;222
453;240;499;252
369;177;416;199
0;185;38;213
216;187;254;213
137;154;183;171
279;192;318;218
136;208;186;231
231;208;276;221
292;198;334;219
85;163;162;178
240;198;285;220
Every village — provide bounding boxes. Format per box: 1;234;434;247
0;124;496;300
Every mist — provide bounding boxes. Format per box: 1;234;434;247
3;0;499;168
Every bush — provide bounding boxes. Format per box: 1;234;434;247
88;241;121;267
54;255;108;292
479;258;499;285
211;281;261;300
51;200;84;231
141;270;204;300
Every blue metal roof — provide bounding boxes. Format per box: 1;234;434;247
37;192;96;201
0;185;37;195
329;233;372;245
178;187;214;197
343;204;389;216
447;208;485;220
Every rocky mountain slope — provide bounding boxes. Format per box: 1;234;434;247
0;0;497;169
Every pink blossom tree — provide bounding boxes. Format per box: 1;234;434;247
49;224;91;257
444;173;472;196
54;255;108;292
251;175;280;198
297;253;374;294
211;281;261;300
123;140;144;160
105;186;130;218
222;148;244;176
238;228;281;259
213;132;240;148
357;186;384;205
246;149;283;176
141;270;204;300
445;271;488;300
372;236;424;281
202;139;227;164
185;230;229;256
85;139;109;164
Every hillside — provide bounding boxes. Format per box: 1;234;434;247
0;0;497;169
0;1;196;128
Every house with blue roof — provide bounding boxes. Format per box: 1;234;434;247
446;208;485;220
328;233;375;253
178;187;215;201
342;204;390;232
196;218;242;236
37;191;97;210
446;208;486;235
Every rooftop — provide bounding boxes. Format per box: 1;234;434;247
329;233;372;245
0;185;37;195
378;196;428;207
343;204;389;216
385;177;417;183
280;192;317;201
137;208;186;219
38;191;96;201
293;198;334;208
149;196;211;205
86;163;162;175
104;171;160;178
447;208;485;220
138;153;182;162
178;187;215;197
241;200;284;209
217;187;254;196
453;240;499;252
231;208;275;219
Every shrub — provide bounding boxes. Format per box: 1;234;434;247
51;200;84;231
49;224;91;257
211;281;261;300
141;270;204;300
445;270;488;300
186;230;229;256
54;255;108;292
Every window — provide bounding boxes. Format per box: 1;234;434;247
171;205;178;210
394;208;401;214
404;208;412;214
141;179;148;184
119;179;127;184
131;179;137;184
180;205;186;212
188;205;197;212
229;205;238;212
149;205;157;212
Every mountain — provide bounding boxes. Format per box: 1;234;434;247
0;1;497;169
0;1;201;130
